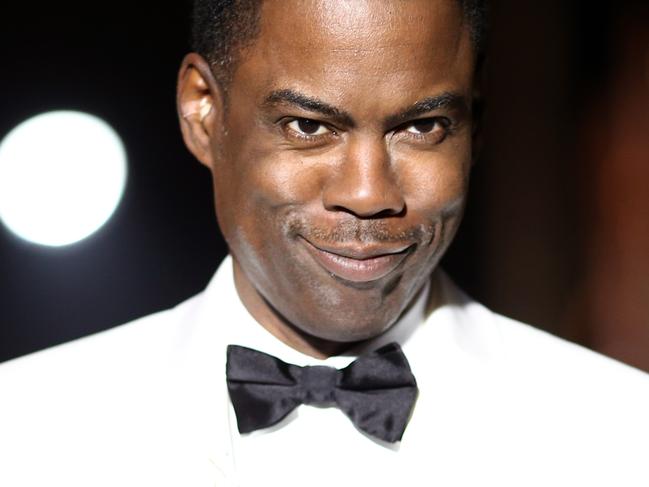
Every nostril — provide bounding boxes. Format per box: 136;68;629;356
372;206;406;219
327;205;406;219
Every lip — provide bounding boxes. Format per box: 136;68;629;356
300;237;413;283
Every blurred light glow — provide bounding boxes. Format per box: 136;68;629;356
0;111;127;247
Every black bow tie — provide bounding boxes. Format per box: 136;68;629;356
225;342;418;443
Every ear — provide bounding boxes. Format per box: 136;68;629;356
176;53;225;168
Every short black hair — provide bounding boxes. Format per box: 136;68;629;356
192;0;488;87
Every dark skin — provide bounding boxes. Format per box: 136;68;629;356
178;0;477;358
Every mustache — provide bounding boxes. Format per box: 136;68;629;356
285;217;434;245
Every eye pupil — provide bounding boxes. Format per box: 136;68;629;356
413;120;436;133
297;119;320;134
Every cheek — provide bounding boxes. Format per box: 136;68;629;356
252;160;324;208
212;136;327;254
396;144;472;215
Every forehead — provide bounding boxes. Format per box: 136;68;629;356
233;0;474;112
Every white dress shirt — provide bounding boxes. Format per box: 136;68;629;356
1;255;648;486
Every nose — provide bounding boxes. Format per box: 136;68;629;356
322;136;405;218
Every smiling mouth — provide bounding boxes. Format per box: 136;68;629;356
300;237;413;283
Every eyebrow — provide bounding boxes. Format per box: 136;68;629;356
263;89;354;126
263;89;467;128
385;92;468;127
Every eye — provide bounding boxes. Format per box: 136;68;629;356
404;118;447;135
399;117;453;145
286;118;331;136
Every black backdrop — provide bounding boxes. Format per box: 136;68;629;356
0;2;225;361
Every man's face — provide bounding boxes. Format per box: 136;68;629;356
207;0;475;343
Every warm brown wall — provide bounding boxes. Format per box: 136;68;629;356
576;9;649;371
480;0;579;335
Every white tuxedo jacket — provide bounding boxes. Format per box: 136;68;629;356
1;256;648;486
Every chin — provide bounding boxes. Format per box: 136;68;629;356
274;263;419;343
288;296;401;343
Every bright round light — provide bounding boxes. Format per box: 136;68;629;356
0;111;127;247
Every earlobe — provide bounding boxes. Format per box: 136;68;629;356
176;53;224;169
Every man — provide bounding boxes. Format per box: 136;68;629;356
1;1;648;486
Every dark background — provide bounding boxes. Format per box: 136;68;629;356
2;1;648;370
